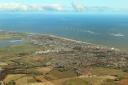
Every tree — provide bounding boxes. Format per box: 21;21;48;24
6;81;16;85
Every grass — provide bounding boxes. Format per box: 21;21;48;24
0;43;37;60
4;74;37;85
91;67;128;78
4;74;26;82
46;69;77;80
83;77;106;85
63;78;90;85
0;42;47;68
101;79;121;85
0;32;32;57
0;32;28;40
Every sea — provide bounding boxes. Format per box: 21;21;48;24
0;12;128;50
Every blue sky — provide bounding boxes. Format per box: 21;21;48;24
0;0;128;13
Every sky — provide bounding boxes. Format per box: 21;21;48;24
0;0;128;13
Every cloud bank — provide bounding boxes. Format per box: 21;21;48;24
0;3;127;12
0;3;64;11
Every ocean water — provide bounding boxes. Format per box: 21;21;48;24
0;13;128;50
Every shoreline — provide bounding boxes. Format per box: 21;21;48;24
1;31;127;52
28;32;122;51
27;32;128;52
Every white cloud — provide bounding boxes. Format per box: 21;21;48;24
0;3;29;11
71;2;128;12
42;4;64;11
72;2;86;12
0;3;127;12
0;3;64;11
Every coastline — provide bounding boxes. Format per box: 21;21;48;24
0;31;127;52
35;33;128;52
28;32;121;51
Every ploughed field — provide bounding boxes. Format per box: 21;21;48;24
0;31;128;85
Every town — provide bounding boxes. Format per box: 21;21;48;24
0;31;128;85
